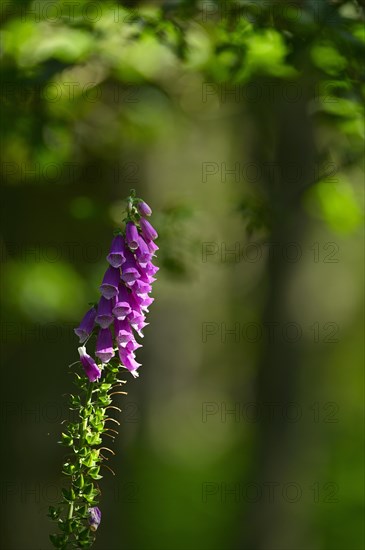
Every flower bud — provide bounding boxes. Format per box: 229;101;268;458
88;507;101;531
139;218;158;241
137;200;152;217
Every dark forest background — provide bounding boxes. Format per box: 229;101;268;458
1;1;364;549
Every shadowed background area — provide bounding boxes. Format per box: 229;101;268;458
0;1;364;550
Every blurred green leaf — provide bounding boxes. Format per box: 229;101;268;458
305;178;363;233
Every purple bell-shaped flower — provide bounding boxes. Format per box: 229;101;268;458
78;347;101;382
95;328;115;363
74;306;97;343
107;234;126;268
99;266;120;299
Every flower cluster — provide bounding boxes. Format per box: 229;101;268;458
49;194;158;549
74;198;158;380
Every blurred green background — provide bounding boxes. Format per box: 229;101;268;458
1;1;364;549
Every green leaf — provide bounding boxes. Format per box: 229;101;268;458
97;395;111;406
57;518;66;533
81;455;94;468
305;178;363;233
76;505;88;517
69;394;81;407
61;433;73;446
61;488;75;502
66;518;79;534
74;473;85;489
85;432;102;446
62;462;75;476
88;466;102;480
83;483;94;495
83;493;96;504
311;43;347;76
47;506;61;520
49;533;68;548
78;527;90;540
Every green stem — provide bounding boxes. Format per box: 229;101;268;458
82;383;93;442
67;382;94;524
67;501;74;521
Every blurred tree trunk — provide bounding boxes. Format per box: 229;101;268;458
240;73;317;549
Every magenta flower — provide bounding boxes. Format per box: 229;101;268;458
88;506;101;532
74;306;97;343
146;240;159;255
137;200;152;217
114;318;134;346
133;280;152;296
121;251;140;286
136;236;152;266
128;312;148;337
112;301;131;320
107;234;126;268
95;328;115;363
95;296;114;328
112;283;132;320
145;262;159;275
125;222;139;251
118;346;141;377
127;309;142;323
117;282;131;302
100;266;120;299
139;218;158;241
78;347;101;382
133;293;154;312
137;265;156;283
74;194;157;378
128;291;142;312
125;339;142;353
